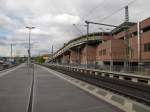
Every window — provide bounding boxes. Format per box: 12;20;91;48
99;51;102;56
133;31;137;36
144;43;150;52
119;36;124;40
99;49;107;56
143;26;150;33
103;49;106;55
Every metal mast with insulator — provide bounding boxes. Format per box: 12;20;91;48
124;6;130;71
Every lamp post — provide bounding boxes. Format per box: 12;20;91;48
10;43;16;63
51;44;53;64
26;26;35;67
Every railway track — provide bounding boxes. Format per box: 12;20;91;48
44;65;150;106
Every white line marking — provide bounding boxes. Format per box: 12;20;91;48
38;65;150;112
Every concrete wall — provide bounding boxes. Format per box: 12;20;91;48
70;50;78;64
63;54;70;64
80;45;96;65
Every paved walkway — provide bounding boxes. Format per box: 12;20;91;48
0;64;123;112
0;64;31;112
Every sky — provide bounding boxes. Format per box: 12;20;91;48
0;0;149;57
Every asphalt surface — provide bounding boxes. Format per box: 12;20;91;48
0;64;31;112
0;64;123;112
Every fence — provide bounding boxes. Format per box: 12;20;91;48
45;62;150;76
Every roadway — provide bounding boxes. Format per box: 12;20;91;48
0;63;123;112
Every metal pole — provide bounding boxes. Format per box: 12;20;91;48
124;6;129;72
85;21;89;68
137;21;142;71
110;32;113;71
10;43;12;62
26;26;35;68
85;20;117;27
52;45;53;64
29;29;31;67
77;47;80;65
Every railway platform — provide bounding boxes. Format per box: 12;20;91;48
0;63;123;112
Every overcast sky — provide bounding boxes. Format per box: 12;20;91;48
0;0;149;57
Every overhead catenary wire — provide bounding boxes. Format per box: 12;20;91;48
73;24;84;36
73;0;139;37
98;0;137;22
77;0;119;24
83;0;125;21
84;0;106;19
99;7;125;22
74;0;137;28
130;7;150;21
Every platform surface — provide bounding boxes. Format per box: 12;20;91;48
0;64;123;112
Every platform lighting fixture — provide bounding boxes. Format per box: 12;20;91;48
25;26;35;67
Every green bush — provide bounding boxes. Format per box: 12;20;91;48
35;56;45;63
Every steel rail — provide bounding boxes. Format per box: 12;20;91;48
46;65;150;106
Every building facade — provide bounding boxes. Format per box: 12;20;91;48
51;17;150;67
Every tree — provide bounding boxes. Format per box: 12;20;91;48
35;56;45;63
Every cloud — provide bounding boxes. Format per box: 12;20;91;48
54;14;80;24
24;13;80;27
0;0;150;56
0;14;17;30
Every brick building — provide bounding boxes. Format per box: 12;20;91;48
95;17;150;66
52;17;150;67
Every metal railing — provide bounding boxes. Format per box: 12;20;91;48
44;62;150;76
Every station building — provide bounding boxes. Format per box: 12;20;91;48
52;17;150;67
98;17;150;66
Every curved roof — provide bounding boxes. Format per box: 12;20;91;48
67;32;109;45
53;32;110;57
